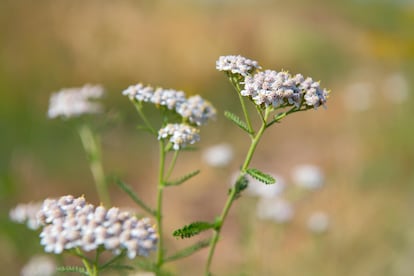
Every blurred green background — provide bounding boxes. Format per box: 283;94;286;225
1;0;414;275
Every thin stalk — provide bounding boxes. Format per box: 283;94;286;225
134;103;157;135
238;92;254;134
78;125;111;207
76;248;97;276
228;75;253;133
205;108;271;274
156;140;166;268
165;150;179;181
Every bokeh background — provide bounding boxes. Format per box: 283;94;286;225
1;0;414;275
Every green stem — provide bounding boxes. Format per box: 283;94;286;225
238;92;254;134
165;150;179;181
134;102;157;135
76;248;97;276
229;74;253;134
78;125;111;207
205;108;271;275
156;140;166;268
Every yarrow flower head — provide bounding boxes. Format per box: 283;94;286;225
37;195;158;259
158;124;200;150
122;84;215;126
241;70;329;109
9;202;42;230
176;95;216;126
216;55;261;77
48;84;104;118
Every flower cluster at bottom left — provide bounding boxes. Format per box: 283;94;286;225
10;195;158;259
36;195;158;259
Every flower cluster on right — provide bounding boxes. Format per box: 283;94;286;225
216;55;329;109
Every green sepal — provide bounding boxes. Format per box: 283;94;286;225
173;221;215;239
224;111;253;134
246;168;276;184
114;177;157;216
165;238;211;262
56;266;88;275
164;170;200;187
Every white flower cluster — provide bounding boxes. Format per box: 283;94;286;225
48;84;104;118
216;55;261;76
37;195;158;259
122;84;216;126
242;70;329;109
158;124;200;150
9;202;42;230
176;95;216;126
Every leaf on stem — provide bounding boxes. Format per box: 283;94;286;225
114;178;157;216
246;168;276;184
57;266;89;275
173;221;215;239
165;238;211;262
224;111;253;134
164;170;200;187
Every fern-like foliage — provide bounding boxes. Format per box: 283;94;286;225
57;266;88;275
164;170;200;187
173;221;215;239
224;111;253;134
246;168;275;184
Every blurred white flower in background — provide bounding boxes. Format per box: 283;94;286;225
382;72;409;104
307;211;330;234
291;164;324;190
343;81;374;112
256;198;294;223
245;174;285;199
21;255;56;276
202;143;234;167
48;84;104;119
9;202;42;230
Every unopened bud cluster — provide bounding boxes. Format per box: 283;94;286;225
122;84;215;126
158;123;200;150
48;84;104;118
37;195;158;259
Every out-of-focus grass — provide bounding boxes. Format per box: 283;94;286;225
1;0;413;275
